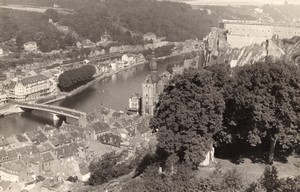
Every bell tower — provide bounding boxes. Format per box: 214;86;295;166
142;49;159;116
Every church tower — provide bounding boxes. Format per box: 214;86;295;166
142;51;159;116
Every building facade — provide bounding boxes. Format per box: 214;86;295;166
218;20;300;48
128;93;142;114
23;41;38;52
0;161;29;183
13;75;53;101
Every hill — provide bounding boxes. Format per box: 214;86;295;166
0;8;75;52
0;0;265;45
58;0;220;42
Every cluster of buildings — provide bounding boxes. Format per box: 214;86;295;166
0;68;59;105
0;104;154;191
0;51;146;108
109;53;146;71
218;19;300;48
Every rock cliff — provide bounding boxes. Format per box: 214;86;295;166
204;29;300;67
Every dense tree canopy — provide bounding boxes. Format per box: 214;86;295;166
0;9;76;52
2;0;218;43
151;61;300;166
58;65;96;92
150;68;225;166
226;62;300;164
88;150;144;186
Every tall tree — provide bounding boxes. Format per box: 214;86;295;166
150;68;225;166
227;61;300;164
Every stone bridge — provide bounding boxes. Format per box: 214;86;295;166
15;102;88;127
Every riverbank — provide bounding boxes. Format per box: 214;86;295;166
0;51;192;117
0;103;23;116
0;60;147;116
46;60;147;104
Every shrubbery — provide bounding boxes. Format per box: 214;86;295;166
247;166;300;192
87;151;143;186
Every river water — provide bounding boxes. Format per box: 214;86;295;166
0;63;167;137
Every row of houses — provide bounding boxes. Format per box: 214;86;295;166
86;110;152;148
0;128;86;185
0;108;153;185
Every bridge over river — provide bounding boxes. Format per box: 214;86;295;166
15;102;88;127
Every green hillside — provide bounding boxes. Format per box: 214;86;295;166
0;0;221;43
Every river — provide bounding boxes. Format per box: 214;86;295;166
0;62;168;137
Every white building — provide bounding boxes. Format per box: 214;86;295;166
13;75;53;101
122;54;134;64
111;63;117;71
143;32;157;42
128;93;141;113
24;41;38;52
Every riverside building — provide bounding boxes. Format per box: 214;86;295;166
12;75;53;101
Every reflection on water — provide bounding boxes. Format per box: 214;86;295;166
0;62;167;136
0;111;63;137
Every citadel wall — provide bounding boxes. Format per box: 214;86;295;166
219;20;300;48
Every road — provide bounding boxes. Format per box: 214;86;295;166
0;3;73;14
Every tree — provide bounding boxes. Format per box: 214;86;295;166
227;61;300;164
221;168;244;191
80;48;91;58
88;152;122;186
150;68;225;166
15;35;24;51
45;9;62;23
261;166;280;192
165;63;173;74
154;45;175;58
247;166;300;192
34;32;46;42
58;65;96;91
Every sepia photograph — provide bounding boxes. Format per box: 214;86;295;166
0;0;300;191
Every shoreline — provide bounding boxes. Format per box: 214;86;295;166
45;60;147;104
0;51;191;117
0;60;147;117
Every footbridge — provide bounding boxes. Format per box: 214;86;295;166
15;102;88;127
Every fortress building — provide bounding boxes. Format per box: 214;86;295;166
218;20;300;48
